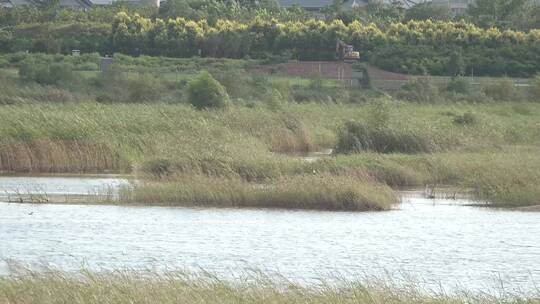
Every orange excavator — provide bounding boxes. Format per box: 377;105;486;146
336;40;360;62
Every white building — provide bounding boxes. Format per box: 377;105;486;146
1;0;159;9
431;0;473;15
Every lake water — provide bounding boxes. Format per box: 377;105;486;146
0;176;539;294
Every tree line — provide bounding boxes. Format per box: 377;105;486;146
1;0;539;77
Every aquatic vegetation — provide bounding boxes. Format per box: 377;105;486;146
120;174;397;211
316;149;540;208
335;121;431;154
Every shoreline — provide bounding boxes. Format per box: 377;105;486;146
2;188;538;212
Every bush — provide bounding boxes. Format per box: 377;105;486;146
335;121;431;154
49;63;75;84
75;62;99;71
127;74;164;103
211;69;252;99
446;77;471;95
483;79;522;101
365;98;392;129
453;112;477;125
187;71;230;109
0;58;8;68
19;61;76;85
397;78;440;103
530;75;540;101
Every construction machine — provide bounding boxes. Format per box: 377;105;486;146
336;40;360;62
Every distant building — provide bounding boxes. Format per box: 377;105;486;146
279;0;370;11
276;0;490;17
1;0;159;9
431;0;540;15
277;0;449;12
1;0;93;9
0;0;13;8
431;0;473;15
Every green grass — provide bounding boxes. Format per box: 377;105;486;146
0;269;536;304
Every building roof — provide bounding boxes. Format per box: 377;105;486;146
279;0;368;10
8;0;31;6
0;0;13;7
1;0;150;7
88;0;112;5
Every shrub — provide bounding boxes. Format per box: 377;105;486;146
397;78;440;103
93;65;127;103
187;71;230;109
512;104;532;115
483;79;521;101
264;89;285;111
75;62;99;71
335;121;431;154
446;77;471;95
48;63;75;84
530;75;540;101
453;112;477;125
211;69;252;99
19;61;76;85
365;98;392;129
0;58;8;68
308;74;324;92
127;74;164;103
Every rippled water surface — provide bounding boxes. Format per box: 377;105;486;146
0;177;539;293
0;176;129;196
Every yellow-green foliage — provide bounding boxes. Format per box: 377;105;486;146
111;15;540;58
98;15;540;76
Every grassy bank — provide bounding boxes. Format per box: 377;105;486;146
0;270;536;304
1;55;539;210
1;102;538;172
0;101;539;209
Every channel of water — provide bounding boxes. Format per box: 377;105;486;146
0;176;539;293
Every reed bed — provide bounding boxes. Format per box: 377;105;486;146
0;101;538;207
313;148;540;207
120;174;397;211
0;269;536;304
0;140;127;173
